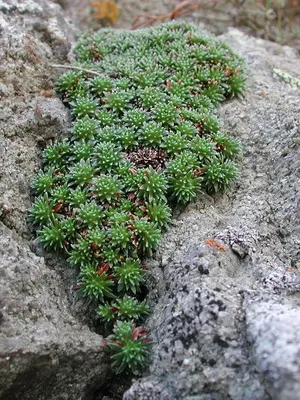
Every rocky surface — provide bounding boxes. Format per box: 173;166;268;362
1;0;300;399
0;1;109;399
124;30;300;400
0;223;108;400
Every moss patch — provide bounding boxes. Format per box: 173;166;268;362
30;22;245;374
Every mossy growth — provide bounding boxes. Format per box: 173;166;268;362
31;22;245;374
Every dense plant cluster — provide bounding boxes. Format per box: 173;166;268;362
31;22;245;374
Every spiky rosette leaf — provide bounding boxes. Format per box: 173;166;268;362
56;71;88;100
211;133;241;160
109;224;132;250
68;188;88;207
91;175;122;202
176;121;197;139
179;108;202;124
96;302;115;322
163;133;187;155
30;195;55;226
50;184;70;203
138;87;165;108
114;258;144;294
167;151;198;176
115;78;132;90
69;160;95;186
119;128;138;150
60;218;77;241
74;36;111;62
126;109;148;128
93;142;122;172
97;110;115;126
76;202;104;228
169;172;202;204
139;121;164;147
86;227;106;248
101;248;122;266
147;201;172;229
189;137;216;161
68;237;93;267
203;158;239;193
131;218;161;255
96;295;149;322
136;168;168;203
107;210;131;225
154;104;177;125
71;97;98;118
187;93;214;110
56;71;81;94
134;69;165;88
118;198;135;213
96;126;118;143
169;94;184;107
167;82;189;98
201;83;225;105
104;321;151;374
225;73;246;98
32;168;56;194
199;112;220;134
104;90;134;112
72;142;93;162
73;116;97;140
78;264;115;302
43;141;71;169
88;76;112;96
38;220;66;251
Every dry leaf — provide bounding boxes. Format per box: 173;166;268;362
91;0;120;25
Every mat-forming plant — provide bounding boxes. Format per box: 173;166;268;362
31;22;245;374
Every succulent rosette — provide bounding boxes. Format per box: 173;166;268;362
30;22;245;374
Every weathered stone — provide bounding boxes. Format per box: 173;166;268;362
0;1;109;399
245;294;300;400
125;29;300;400
0;223;108;400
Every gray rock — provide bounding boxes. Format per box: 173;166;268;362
0;223;108;400
125;29;300;400
0;0;75;238
245;294;300;400
0;1;109;399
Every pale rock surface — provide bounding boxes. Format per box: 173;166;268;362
0;1;109;399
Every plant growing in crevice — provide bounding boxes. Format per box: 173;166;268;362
103;321;151;374
96;295;149;324
30;22;245;375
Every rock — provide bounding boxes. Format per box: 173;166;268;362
0;1;109;399
0;223;107;400
0;0;75;238
125;29;300;400
245;294;300;400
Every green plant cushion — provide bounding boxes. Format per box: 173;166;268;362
30;21;245;374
